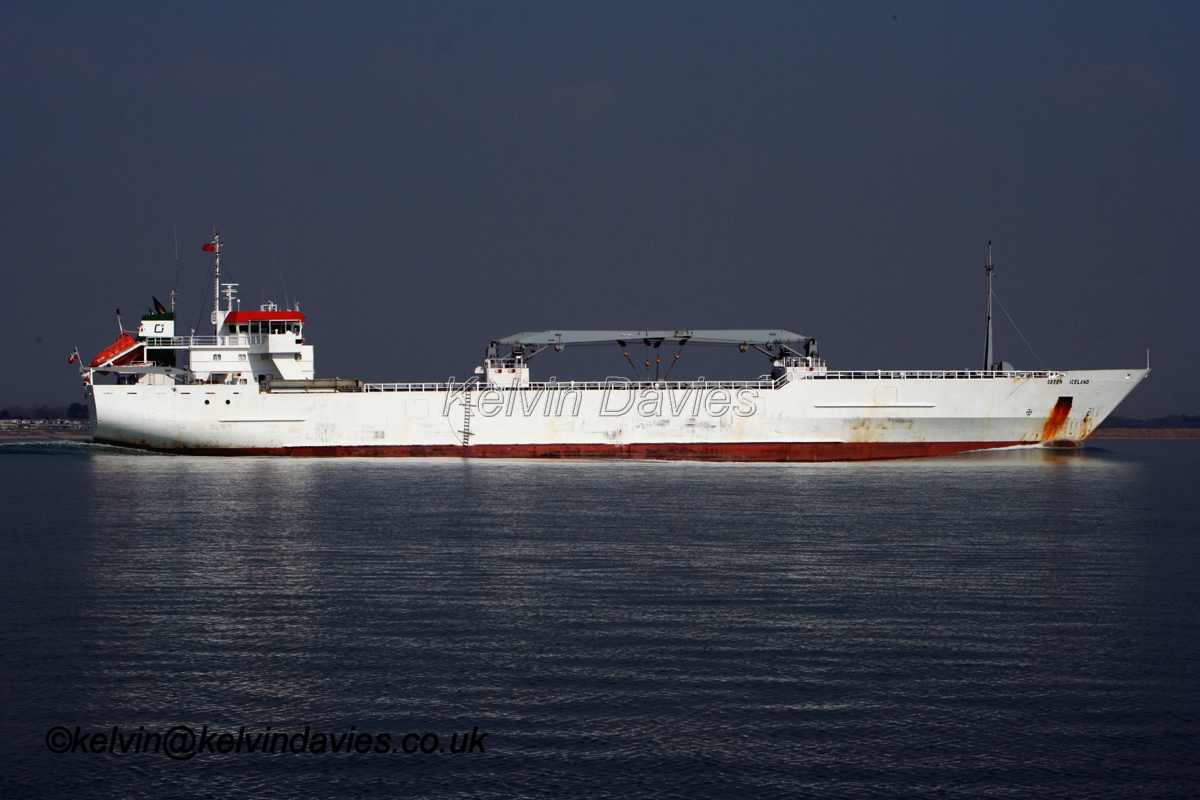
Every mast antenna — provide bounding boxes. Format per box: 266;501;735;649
171;224;179;312
983;241;995;370
204;229;223;333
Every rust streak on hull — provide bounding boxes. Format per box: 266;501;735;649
95;439;1027;462
1041;396;1073;441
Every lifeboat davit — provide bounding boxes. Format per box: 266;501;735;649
89;332;143;370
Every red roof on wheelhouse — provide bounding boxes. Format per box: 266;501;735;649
224;310;306;323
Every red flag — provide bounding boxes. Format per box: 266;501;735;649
68;351;79;364
202;243;217;252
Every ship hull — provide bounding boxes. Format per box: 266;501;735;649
88;368;1148;461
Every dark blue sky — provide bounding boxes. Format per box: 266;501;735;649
2;2;1196;415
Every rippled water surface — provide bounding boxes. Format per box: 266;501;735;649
1;442;1198;798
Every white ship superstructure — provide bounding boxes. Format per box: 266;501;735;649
76;235;1147;460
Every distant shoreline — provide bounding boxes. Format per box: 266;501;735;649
0;428;91;441
1088;428;1200;440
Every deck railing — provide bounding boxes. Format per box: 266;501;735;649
360;370;1062;393
360;381;782;395
801;369;1063;380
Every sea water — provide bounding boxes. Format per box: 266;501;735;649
1;442;1197;798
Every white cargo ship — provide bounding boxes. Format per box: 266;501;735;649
76;235;1147;460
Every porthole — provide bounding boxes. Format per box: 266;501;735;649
225;399;231;405
204;399;210;405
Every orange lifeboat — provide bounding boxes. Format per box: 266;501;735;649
89;332;143;370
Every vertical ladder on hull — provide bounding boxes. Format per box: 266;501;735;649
461;384;473;446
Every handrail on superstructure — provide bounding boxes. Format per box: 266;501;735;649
140;334;277;348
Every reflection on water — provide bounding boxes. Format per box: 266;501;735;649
1;442;1197;798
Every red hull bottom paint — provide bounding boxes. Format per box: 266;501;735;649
96;439;1031;461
